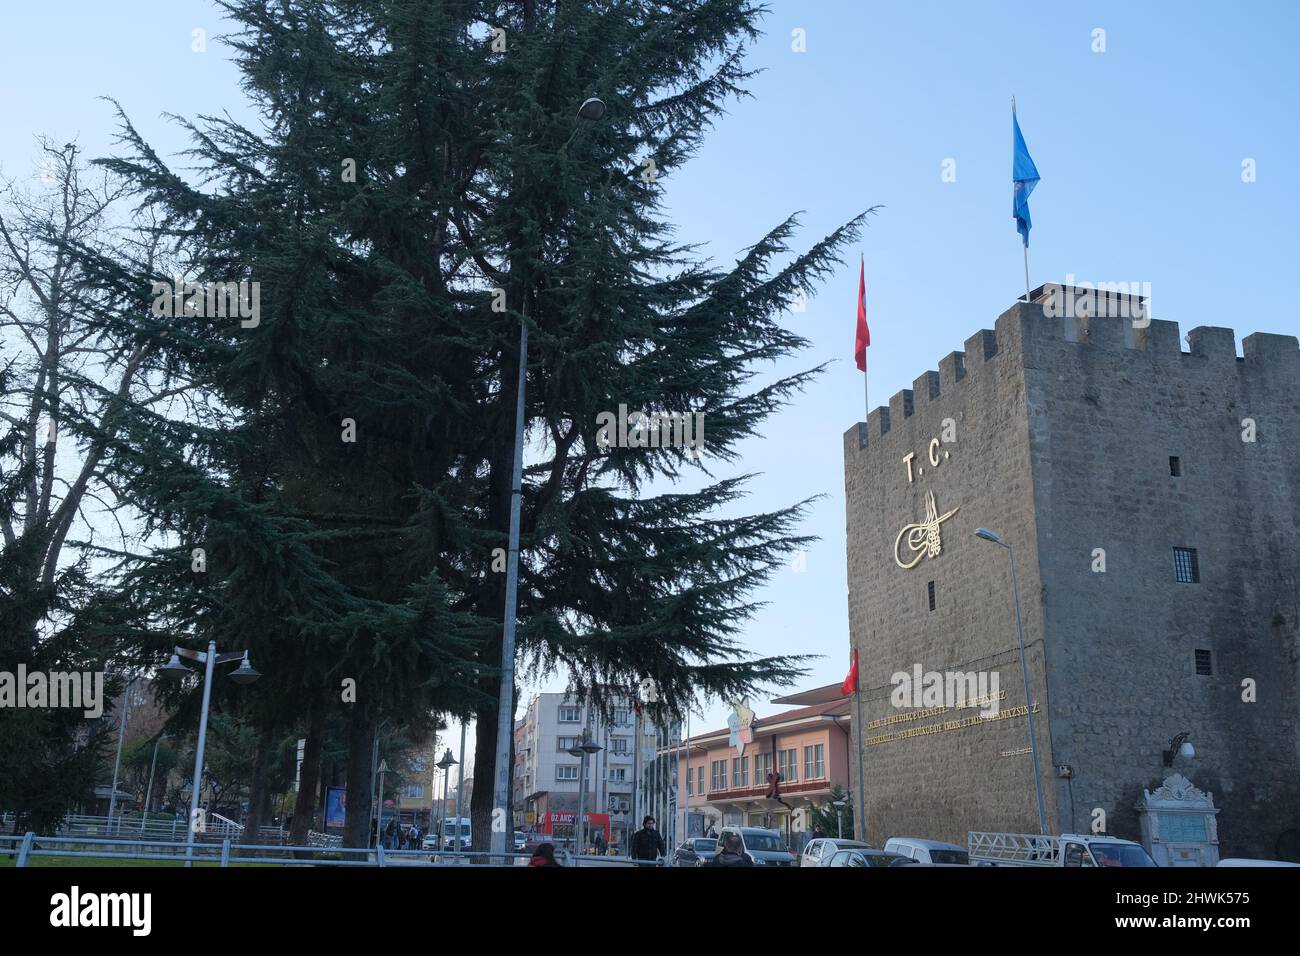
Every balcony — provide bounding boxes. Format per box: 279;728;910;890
705;779;831;801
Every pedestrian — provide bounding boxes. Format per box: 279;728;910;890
529;842;562;867
384;817;396;849
593;830;606;854
705;831;753;867
629;815;666;864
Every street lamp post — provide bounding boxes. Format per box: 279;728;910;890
160;643;260;865
832;799;847;839
454;721;467;850
107;677;137;831
568;731;603;865
376;761;392;850
140;733;169;833
490;96;607;860
437;748;458;851
975;528;1049;835
369;719;390;849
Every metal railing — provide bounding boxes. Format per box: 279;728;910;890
0;831;648;867
2;813;337;848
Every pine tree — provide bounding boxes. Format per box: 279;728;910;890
91;0;871;848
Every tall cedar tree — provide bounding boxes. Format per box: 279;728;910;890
94;0;870;846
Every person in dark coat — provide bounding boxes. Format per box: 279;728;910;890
705;832;754;867
629;816;666;863
529;842;562;867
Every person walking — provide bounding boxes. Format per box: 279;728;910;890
593;830;606;855
629;816;666;865
705;832;754;867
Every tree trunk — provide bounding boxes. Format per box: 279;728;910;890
342;704;376;849
470;683;517;857
290;694;325;850
240;717;275;844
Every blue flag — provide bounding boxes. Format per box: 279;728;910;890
1012;109;1040;248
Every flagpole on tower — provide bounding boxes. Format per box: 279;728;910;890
1012;95;1039;303
1013;97;1029;302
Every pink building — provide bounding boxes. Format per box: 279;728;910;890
676;700;853;846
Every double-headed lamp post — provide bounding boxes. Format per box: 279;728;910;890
567;731;603;864
974;528;1048;835
160;642;260;864
490;94;608;860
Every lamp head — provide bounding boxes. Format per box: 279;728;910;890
576;97;606;122
159;653;190;681
229;652;261;685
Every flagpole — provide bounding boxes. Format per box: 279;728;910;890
861;254;869;423
1023;245;1031;304
854;679;866;842
1013;96;1030;302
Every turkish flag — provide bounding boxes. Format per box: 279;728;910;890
854;259;870;372
841;648;859;696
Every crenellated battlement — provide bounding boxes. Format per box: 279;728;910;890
848;287;1299;452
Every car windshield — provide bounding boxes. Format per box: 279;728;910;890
1092;843;1157;867
742;833;787;852
931;850;969;865
694;839;717;851
866;853;905;867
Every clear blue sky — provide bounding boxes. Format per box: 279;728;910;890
4;1;1296;752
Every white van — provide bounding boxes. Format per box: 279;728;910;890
441;817;472;851
883;836;970;865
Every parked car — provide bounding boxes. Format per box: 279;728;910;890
884;836;971;865
718;827;797;867
821;848;912;867
673;837;719;867
1217;858;1300;867
514;831;527;852
421;833;439;851
801;838;871;868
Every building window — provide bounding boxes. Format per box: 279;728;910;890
778;748;798;783
558;705;582;722
711;760;726;792
732;756;748;788
613;707;630;726
1195;649;1213;676
754;752;772;786
558;736;582;752
927;580;936;612
402;784;424;799
1173;547;1199;584
610;736;630;754
697;766;704;795
1169;456;1182;477
804;744;825;780
686;768;693;795
556;766;578;781
608;767;627;784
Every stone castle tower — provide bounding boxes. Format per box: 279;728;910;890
842;289;1300;859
